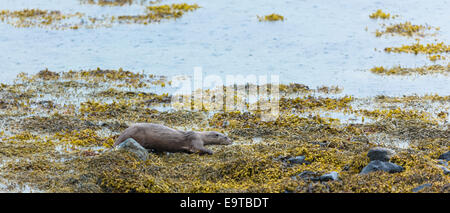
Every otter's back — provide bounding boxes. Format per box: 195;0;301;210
122;123;187;151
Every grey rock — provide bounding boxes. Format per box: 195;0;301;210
412;183;432;193
360;160;404;174
293;171;339;182
367;147;394;162
319;171;339;181
438;165;450;175
287;156;310;165
116;138;148;161
437;160;448;167
438;151;450;161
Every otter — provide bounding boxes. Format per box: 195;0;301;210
113;123;233;155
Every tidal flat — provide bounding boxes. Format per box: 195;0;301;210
0;69;448;193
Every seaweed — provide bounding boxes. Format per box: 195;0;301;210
0;69;448;193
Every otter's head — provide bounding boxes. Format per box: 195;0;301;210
203;131;233;145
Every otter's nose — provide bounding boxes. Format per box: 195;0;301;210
225;137;233;145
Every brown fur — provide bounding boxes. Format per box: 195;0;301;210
114;123;232;155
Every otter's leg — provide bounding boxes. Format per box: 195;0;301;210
191;139;213;155
192;146;213;155
147;149;164;154
180;147;194;154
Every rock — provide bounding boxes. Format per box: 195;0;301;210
437;160;448;167
412;183;432;193
438;151;450;161
341;165;350;171
115;138;148;161
319;171;339;181
292;171;339;182
367;147;394;162
360;160;404;174
287;156;310;165
437;165;450;175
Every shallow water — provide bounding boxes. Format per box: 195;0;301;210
0;0;449;97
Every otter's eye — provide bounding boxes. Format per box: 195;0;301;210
215;134;219;137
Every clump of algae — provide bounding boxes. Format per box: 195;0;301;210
0;68;449;193
114;3;200;24
0;9;84;30
147;3;200;14
0;3;201;29
369;9;397;19
370;64;450;76
375;22;438;37
381;41;449;64
257;13;284;22
428;55;447;62
384;42;450;55
79;0;159;6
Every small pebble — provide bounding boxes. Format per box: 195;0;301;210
287;156;311;165
412;183;432;193
319;171;339;181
